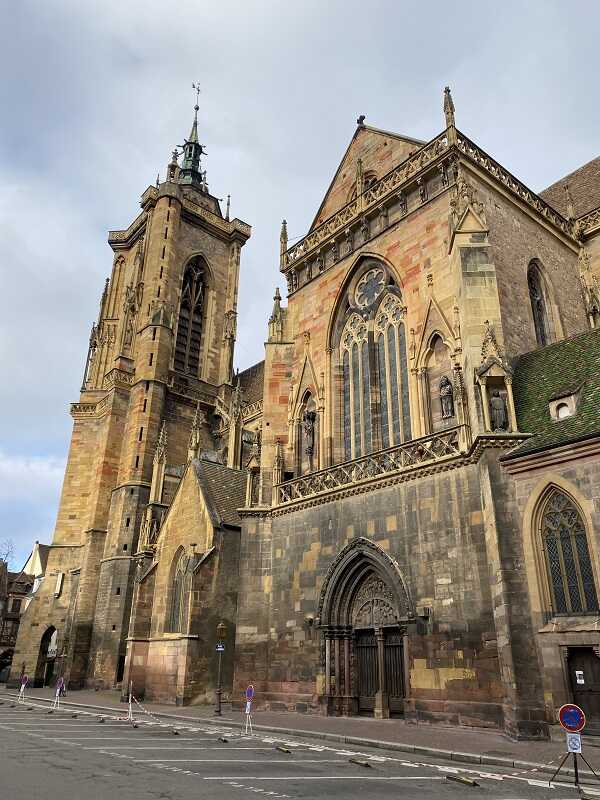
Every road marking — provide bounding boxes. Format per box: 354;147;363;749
200;776;446;781
131;759;350;763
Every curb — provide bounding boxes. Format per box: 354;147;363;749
3;691;597;783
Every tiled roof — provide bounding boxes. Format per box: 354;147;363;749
238;360;264;405
503;328;600;460
539;156;600;217
192;459;247;527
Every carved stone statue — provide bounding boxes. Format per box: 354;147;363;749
302;410;317;457
490;390;508;431
439;376;455;419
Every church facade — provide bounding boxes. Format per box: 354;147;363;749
11;90;600;739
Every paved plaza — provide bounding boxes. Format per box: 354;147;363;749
0;694;596;800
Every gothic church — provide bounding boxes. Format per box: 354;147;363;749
12;89;600;739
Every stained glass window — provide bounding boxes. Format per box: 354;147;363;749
361;340;372;453
340;290;411;459
542;489;598;615
352;342;361;457
374;294;411;448
528;264;549;347
343;351;351;460
377;335;389;449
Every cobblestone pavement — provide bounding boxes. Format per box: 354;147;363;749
0;693;597;799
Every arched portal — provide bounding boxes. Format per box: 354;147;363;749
34;626;57;687
318;538;412;718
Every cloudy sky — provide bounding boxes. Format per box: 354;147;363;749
0;0;598;567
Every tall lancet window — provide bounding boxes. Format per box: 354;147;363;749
341;314;371;460
167;549;188;633
541;489;599;615
338;264;412;462
175;256;206;376
375;294;411;446
528;262;549;347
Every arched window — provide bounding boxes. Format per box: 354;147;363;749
375;294;411;447
175;257;206;376
167;550;189;633
528;263;549;347
338;266;411;461
341;314;371;460
541;489;598;615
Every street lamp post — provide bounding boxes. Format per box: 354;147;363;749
215;620;227;716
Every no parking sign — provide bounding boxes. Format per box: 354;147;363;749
558;703;586;733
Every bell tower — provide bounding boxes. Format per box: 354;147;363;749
12;91;251;690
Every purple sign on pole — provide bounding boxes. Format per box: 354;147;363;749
245;684;254;701
20;675;28;688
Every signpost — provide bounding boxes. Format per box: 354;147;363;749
51;677;65;711
549;704;599;788
214;621;227;716
244;684;254;735
17;675;28;704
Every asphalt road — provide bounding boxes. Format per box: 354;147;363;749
0;697;594;800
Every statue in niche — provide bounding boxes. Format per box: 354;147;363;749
303;410;317;457
490;390;508;431
302;409;317;473
439;375;455;419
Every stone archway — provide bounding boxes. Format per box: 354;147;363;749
34;626;57;688
317;538;412;718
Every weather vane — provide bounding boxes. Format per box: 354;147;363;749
192;81;201;109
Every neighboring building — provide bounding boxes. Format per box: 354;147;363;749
11;89;600;739
1;543;50;681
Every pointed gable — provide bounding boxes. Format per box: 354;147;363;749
310;124;425;231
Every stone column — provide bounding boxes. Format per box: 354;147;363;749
374;626;389;719
334;636;341;697
504;376;518;432
324;635;331;697
479;378;491;431
344;636;351;695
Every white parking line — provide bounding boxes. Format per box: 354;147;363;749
201;776;446;781
132;759;349;764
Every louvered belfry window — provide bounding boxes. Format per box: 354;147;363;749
542;489;599;615
175;257;206;376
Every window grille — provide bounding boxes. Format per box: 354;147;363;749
542;489;599;614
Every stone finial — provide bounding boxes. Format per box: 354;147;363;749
268;287;284;342
225;194;231;221
356;114;366;127
156;172;160;189
187;401;206;461
355;157;364;197
154;421;167;465
481;320;502;363
280;219;288;270
444;86;455;129
564;184;575;220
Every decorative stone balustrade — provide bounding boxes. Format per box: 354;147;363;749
577;205;600;237
282;131;450;271
455;132;574;238
275;425;465;506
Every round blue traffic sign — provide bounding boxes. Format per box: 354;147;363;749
558;703;586;732
245;684;254;701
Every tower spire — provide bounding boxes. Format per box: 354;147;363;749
179;82;207;189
